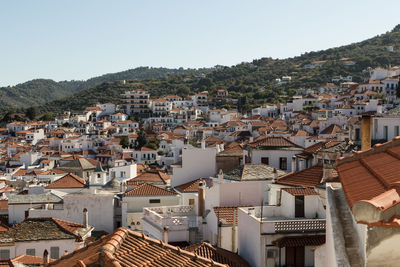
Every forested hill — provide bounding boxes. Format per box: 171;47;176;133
0;67;212;110
36;25;400;114
8;25;400;115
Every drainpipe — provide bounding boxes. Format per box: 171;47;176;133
217;220;222;247
198;181;205;217
232;208;237;253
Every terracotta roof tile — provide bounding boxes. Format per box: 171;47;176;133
249;136;302;148
175;178;207;193
213;207;239;225
282;187;319;196
124;183;177;196
277;165;323;187
337;137;400;209
49;228;226;267
184;242;250;267
127;171;170;185
273;235;325;248
45;173;86;189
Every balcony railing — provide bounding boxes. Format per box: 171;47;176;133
261;218;326;234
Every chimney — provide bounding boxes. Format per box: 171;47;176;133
201;139;206;149
249;136;254;143
291;156;296;172
218;169;224;183
43;249;49;266
361;114;372;151
322;162;334;183
163;226;169;243
217;220;222;247
198;181;206;217
231;208;237;253
273;168;278;182
83;208;88;229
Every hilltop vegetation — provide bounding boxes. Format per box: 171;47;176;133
0;67;212;112
6;25;400;116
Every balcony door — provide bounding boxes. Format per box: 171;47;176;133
285;246;305;267
295;196;304;218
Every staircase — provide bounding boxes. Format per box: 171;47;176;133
333;188;364;267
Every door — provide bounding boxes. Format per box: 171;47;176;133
295;196;304;218
285;246;305;267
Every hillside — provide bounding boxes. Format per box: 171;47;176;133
0;67;212;111
20;25;400;114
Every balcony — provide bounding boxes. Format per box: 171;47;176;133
243;206;326;234
143;205;197;231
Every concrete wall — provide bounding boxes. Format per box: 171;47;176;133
29;193;115;233
2;239;78;259
238;208;262;267
171;148;216;187
251;149;301;172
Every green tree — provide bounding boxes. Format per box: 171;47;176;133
135;128;147;149
25;107;37;120
120;136;130;148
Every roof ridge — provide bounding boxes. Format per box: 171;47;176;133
359;157;390;190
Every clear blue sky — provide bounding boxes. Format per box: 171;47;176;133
1;0;399;86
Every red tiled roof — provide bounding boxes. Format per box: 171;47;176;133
337;137;400;209
213;207;239;225
12;254;54;265
125;183;177;196
277;165;323;187
45;173;86;189
249;136;302;148
49;228;226;267
185;242;250;267
282;187;319;196
320;124;342;135
126;171;170;185
175;178;207;193
0;200;7;211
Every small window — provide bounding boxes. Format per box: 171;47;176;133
149;199;160;204
395;126;399;137
26;249;35;256
0;250;10;259
189;199;195;205
384;126;389;141
261;157;269;165
50;247;60;259
279;157;287;170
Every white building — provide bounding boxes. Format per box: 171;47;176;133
171;145;217;187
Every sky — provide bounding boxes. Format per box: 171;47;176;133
1;0;400;86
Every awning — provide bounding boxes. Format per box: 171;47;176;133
272;235;325;248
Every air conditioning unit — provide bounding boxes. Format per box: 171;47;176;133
266;249;278;258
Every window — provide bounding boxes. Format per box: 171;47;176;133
149;199;160;204
395;126;399;137
189;199;195;205
261;157;269;165
295;196;305;218
26;249;35;256
279;157;287;170
384;126;389;141
0;250;9;259
50;247;60;259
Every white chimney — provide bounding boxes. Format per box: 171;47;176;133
218;169;224;183
43;250;49;266
83;208;88;229
163;227;169;243
291;156;296;172
201;139;206;149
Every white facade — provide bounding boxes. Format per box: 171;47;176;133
171;147;217;187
